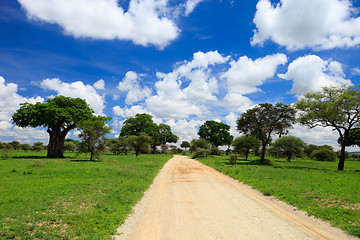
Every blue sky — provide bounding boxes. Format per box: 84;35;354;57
1;0;360;149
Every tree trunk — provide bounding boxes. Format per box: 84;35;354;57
47;128;66;158
338;143;346;171
260;143;266;165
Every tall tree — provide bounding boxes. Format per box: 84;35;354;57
78;117;112;161
295;85;360;171
127;133;152;156
232;136;261;161
198;120;233;147
12;96;95;158
237;103;296;165
158;124;179;146
120;113;160;152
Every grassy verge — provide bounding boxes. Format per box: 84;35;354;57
0;151;171;239
198;155;360;237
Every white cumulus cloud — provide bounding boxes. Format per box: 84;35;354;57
18;0;180;48
278;55;352;96
40;78;106;115
118;71;152;105
94;79;105;90
252;0;360;50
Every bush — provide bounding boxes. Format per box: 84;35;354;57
311;148;337;161
229;154;237;165
211;145;220;155
192;147;211;158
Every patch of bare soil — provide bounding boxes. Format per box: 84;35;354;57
115;155;358;240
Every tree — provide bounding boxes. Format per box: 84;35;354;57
78;117;112;161
63;142;77;153
295;85;360;171
180;141;190;151
106;137;129;155
12;96;95;158
338;129;360;147
304;144;320;157
270;136;305;162
190;139;210;152
232;136;261;161
120;113;160;153
33;142;45;151
9;141;20;150
19;143;33;152
158;124;179;146
198;120;233;147
310;148;337;162
237;103;296;165
127;133;152;156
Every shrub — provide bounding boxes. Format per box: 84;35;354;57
211;145;220;155
229;154;237;165
192;147;211;158
311;148;337;161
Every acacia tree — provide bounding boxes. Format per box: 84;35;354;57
232;136;260;161
78;117;112;161
198;120;233;147
270;136;305;162
12;96;95;158
127;133;152;156
295;85;360;171
180;141;190;151
237;103;296;165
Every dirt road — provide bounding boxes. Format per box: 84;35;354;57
116;155;357;240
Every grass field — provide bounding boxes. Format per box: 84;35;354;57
198;155;360;237
0;150;171;239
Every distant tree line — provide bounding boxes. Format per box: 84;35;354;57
9;84;360;170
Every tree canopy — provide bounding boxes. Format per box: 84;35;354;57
270;136;305;162
237;102;296;164
232;136;261;161
295;85;360;171
198;120;233;147
12;96;95;158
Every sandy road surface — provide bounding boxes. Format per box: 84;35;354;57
116;155;357;240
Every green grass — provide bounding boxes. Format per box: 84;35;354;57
0;150;171;239
198;155;360;238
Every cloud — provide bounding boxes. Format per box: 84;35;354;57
352;68;360;75
18;0;180;48
117;71;152;105
252;0;360;50
222;53;287;95
0;76;44;122
94;79;105;90
112;105;148;118
278;55;352;96
183;0;205;16
146;51;229;118
164;119;203;142
40;78;106;115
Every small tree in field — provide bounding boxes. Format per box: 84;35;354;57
198;120;233;147
78;117;112;161
19;143;33;152
33;142;45;151
232;136;261;161
270;136;305;162
237;103;296;165
295;85;360;171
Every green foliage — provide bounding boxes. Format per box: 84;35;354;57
63;141;77;153
180;141;190;151
229;154;237;165
190;139;210;152
198;155;360;238
78;117;112;161
232;136;261;160
12;96;95;158
198;120;233;147
311;148;337;162
270;136;305;162
0;152;171;239
106;137;129;155
237;102;296;164
158;124;179;145
127;133;152;156
32;142;45;151
304;144;320;157
192;147;211;158
9;141;20;150
295;84;360;171
19;143;33;152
